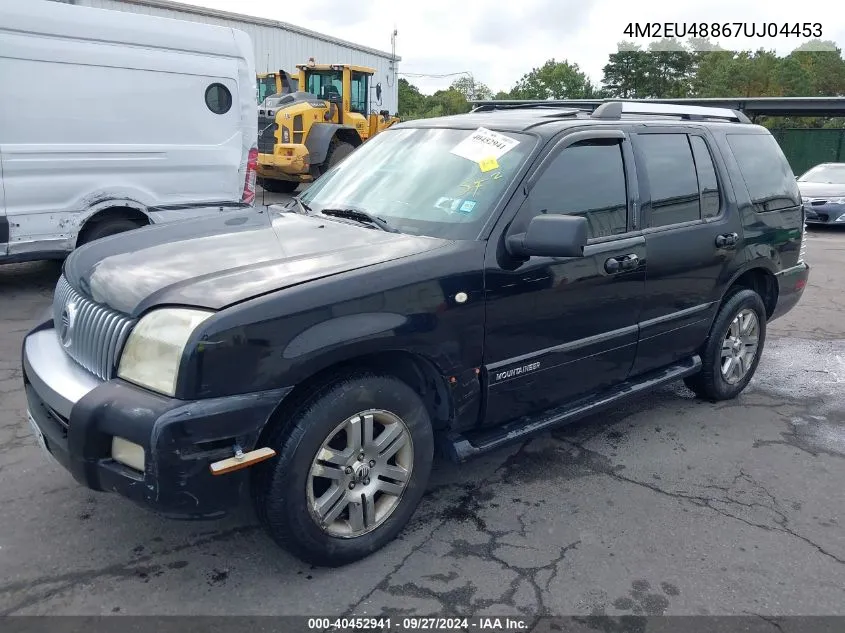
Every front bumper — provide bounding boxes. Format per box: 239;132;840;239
771;262;810;322
22;319;291;519
804;202;845;224
257;147;311;180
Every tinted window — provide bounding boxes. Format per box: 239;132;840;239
690;136;720;219
529;139;628;239
205;83;232;115
727;134;800;211
638;134;700;227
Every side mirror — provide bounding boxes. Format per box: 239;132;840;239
506;214;588;259
376;83;383;101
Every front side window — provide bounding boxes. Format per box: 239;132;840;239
305;70;343;101
350;72;368;114
727;133;801;212
528;139;628;239
638;133;700;227
297;127;536;239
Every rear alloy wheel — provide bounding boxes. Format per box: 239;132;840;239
684;288;767;401
252;373;433;566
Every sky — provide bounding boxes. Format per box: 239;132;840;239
174;0;844;95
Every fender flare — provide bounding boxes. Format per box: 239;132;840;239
304;123;361;165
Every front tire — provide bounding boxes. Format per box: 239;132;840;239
684;288;767;401
252;373;434;566
322;140;355;173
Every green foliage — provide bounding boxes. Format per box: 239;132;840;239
509;59;596;99
399;39;845;126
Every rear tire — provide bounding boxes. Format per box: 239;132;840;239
322;140;355;173
258;178;299;194
78;218;142;245
684;288;767;401
252;373;434;567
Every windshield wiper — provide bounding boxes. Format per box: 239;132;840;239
290;196;312;215
320;208;398;233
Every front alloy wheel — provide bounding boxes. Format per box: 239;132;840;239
308;410;413;537
252;373;434;566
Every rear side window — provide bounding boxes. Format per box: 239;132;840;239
529;139;628;239
690;136;720;219
726;134;800;212
638;134;700;227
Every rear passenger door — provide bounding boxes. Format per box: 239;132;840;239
630;127;744;376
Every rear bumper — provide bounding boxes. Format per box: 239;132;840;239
257;146;310;179
770;262;810;322
22;320;291;519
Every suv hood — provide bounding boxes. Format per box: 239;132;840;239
63;209;447;316
798;182;845;198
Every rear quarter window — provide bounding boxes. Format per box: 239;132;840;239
726;133;800;212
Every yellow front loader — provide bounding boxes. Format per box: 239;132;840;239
256;70;298;104
256;61;399;193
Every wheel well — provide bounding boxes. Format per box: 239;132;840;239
77;206;149;245
725;268;778;319
333;128;363;147
260;352;453;444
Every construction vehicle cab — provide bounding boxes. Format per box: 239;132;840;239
256;70;297;104
256;61;398;193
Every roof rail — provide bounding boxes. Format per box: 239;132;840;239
470;103;585;114
591;101;751;123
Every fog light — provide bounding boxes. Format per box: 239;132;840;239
112;437;145;472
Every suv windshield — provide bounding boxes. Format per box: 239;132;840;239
305;70;343;100
298;127;535;239
799;163;845;184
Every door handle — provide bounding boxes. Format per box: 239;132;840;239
605;254;639;274
620;254;639;270
716;232;738;248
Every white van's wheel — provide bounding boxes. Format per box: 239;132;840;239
79;219;142;245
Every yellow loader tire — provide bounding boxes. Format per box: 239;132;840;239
259;178;299;194
323;141;355;173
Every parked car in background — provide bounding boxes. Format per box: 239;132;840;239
0;0;257;265
23;101;809;567
798;162;845;225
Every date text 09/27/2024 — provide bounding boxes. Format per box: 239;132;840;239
308;617;529;631
623;22;822;39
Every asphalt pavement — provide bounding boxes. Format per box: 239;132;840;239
1;225;844;617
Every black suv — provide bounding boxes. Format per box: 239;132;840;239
22;101;809;566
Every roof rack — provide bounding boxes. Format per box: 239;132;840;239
590;101;751;123
471;103;584;115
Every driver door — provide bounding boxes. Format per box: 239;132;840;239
482;129;646;427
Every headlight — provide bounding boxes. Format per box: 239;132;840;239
830;197;845;205
117;308;213;396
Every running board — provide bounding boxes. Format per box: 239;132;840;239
442;356;701;462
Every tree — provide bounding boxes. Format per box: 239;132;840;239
602;41;648;98
398;78;425;118
510;59;595;100
449;76;492;101
641;38;696;98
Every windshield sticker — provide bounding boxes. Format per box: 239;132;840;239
459;200;477;214
450;127;520;165
434;197;462;212
478;157;499;173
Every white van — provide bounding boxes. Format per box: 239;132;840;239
0;0;258;264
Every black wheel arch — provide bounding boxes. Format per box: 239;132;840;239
304;123;362;166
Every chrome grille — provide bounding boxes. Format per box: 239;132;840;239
52;276;135;380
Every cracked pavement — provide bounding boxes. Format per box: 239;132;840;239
1;227;844;616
